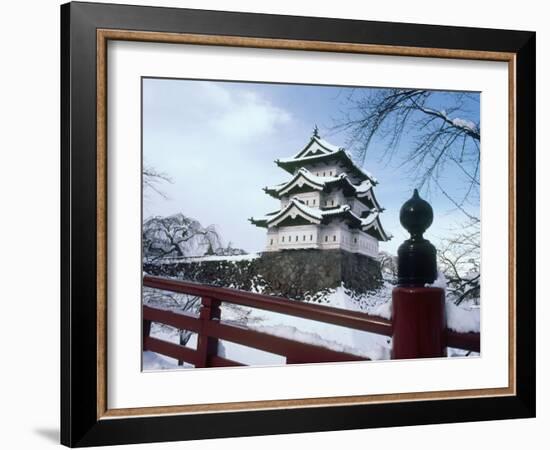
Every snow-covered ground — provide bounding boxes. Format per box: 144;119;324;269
143;279;480;371
153;253;261;263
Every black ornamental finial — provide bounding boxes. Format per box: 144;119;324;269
399;188;434;240
397;189;437;285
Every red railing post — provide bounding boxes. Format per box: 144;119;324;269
195;296;221;368
392;190;446;359
143;318;152;350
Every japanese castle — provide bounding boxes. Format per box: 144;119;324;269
250;128;391;257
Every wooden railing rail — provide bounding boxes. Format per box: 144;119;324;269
144;275;393;337
445;330;481;353
143;275;480;368
143;305;368;367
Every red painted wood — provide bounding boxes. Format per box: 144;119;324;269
143;275;392;336
143;336;199;366
208;355;245;367
446;330;480;353
206;321;367;363
195;296;221;368
143;319;151;349
143;277;478;364
391;286;446;359
142;304;368;366
143;305;201;333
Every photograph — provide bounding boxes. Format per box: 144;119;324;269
57;1;536;446
140;78;481;370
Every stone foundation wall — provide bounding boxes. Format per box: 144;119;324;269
143;249;382;300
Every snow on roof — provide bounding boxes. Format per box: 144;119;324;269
361;210;379;227
361;213;392;241
320;204;352;217
280;198;323;221
251;198;391;241
265;168;344;193
289;135;342;160
277;148;377;184
277;148;343;165
265;168;375;201
250;199;321;226
300;167;346;184
355;179;374;195
315;136;341;153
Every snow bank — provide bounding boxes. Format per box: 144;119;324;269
250;323;389;361
425;271;448;291
446;302;480;333
222;291;392;362
143;351;179;370
369;300;392;320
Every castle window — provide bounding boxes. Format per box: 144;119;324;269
303;235;306;241
331;200;334;206
295;235;299;242
354;238;357;243
305;200;309;205
323;172;326;176
312;199;316;205
310;235;313;241
333;235;337;242
329;171;333;176
270;239;274;245
282;236;285;242
325;236;328;242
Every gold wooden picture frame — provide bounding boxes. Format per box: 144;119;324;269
61;2;535;447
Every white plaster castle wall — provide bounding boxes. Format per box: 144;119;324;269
300;162;364;184
280;189;369;216
308;165;340;178
266;224;319;251
265;222;379;257
321;190;345;208
280;191;321;209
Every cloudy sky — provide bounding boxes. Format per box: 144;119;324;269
142;78;480;255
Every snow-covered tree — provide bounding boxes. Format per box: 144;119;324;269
378;251;398;284
437;220;480;305
216;241;247;257
142;213;222;261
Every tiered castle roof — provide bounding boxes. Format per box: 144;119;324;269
250;130;391;242
263;168;383;211
275;134;378;184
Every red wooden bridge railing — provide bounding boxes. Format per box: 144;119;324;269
142;275;480;368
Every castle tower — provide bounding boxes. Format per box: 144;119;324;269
250;128;391;257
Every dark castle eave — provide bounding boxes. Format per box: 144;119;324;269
275;151;375;184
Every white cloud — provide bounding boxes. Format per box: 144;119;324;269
143;79;292;142
214;90;291;140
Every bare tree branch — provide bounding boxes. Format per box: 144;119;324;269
333;88;480;215
143;165;173;199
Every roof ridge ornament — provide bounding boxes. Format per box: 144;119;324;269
312;125;320;138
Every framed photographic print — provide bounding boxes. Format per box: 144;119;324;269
61;1;535;447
